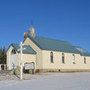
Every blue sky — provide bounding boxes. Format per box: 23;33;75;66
0;0;90;51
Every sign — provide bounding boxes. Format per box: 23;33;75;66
24;63;34;70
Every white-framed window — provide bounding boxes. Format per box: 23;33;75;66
72;54;75;64
62;53;65;64
50;52;54;63
84;57;86;64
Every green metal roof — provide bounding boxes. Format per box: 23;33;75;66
11;43;36;54
28;36;80;54
28;36;90;56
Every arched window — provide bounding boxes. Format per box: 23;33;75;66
50;52;54;63
84;57;86;64
72;54;75;64
11;49;16;54
62;53;65;64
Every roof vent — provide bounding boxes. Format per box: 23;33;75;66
76;47;86;53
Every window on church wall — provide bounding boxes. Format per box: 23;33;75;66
72;54;75;64
11;49;16;55
84;57;86;64
50;52;54;63
62;53;65;64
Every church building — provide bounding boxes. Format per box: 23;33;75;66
7;27;90;73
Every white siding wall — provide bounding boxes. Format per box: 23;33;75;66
7;46;15;70
42;50;90;71
20;54;36;68
24;38;43;70
7;46;36;70
10;54;18;69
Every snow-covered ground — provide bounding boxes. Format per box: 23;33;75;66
0;72;90;90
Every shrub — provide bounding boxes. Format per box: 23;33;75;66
29;69;32;74
35;69;40;73
14;66;20;76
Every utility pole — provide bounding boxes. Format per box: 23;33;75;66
20;42;24;80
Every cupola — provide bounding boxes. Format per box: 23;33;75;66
28;26;36;38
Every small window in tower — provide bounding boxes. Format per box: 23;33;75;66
11;49;16;54
50;52;54;63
